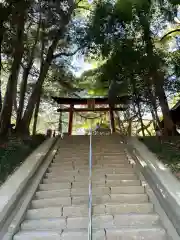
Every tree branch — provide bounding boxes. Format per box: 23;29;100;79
161;29;180;41
53;46;83;59
76;0;84;5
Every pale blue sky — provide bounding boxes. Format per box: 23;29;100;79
71;54;92;77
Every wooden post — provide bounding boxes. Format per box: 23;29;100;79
68;104;74;135
110;108;116;133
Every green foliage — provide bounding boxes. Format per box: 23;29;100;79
171;50;180;77
142;136;180;173
0;135;45;185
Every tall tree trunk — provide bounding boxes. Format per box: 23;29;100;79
0;31;3;112
16;1;75;134
137;101;145;137
16;35;60;134
32;92;41;135
147;88;161;128
155;75;176;135
138;12;175;135
0;2;27;135
16;18;41;127
0;26;5;112
127;119;132;136
0;3;14;112
150;107;157;131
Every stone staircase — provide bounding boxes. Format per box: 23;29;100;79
13;135;168;239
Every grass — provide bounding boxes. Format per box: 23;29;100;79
0;134;46;185
140;136;180;173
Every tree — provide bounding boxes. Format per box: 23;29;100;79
80;0;179;135
15;0;90;134
0;0;30;135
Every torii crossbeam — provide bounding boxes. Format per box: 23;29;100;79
52;96;129;135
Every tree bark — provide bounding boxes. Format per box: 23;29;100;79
0;3;14;112
155;75;176;135
0;29;4;112
0;2;27;135
32;91;41;135
136;100;145;137
16;34;60;134
147;87;161;128
16;18;41;127
16;1;75;134
138;12;175;135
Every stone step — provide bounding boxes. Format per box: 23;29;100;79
92;168;134;174
24;214;118;229
106;173;138;180
110;186;145;194
49;166;74;171
51;160;73;164
46;172;89;178
71;187;110;196
53;159;88;164
61;202;154;216
105;203;154;214
26;207;63;219
51;161;73;166
72;181;104;188
71;179;141;188
67;215;114;229
21;218;65;231
101;157;126;161
61;229;105;240
106;179;141;186
36;189;71;199
34;192;148;206
39;183;71;191
47;169;79;175
31;197;71;209
63;205;88;217
48;167;134;174
96;163;132;168
14;231;61;240
72;195;110;205
109;194;148;203
43;178;72;184
54;154;88;159
113;214;160;227
73;193;148;205
106;227;167;240
45;173;74;181
74;173;138;181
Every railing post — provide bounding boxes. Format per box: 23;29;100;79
88;126;92;240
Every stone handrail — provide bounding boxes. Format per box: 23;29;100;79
126;137;180;236
0;137;57;229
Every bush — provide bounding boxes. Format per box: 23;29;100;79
141;137;180;173
0;134;46;185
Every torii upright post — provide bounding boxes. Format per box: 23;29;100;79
110;108;116;133
68;104;74;135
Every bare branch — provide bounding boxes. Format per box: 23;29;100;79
76;0;84;5
161;29;180;41
53;46;83;59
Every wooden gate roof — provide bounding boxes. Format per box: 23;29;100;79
51;96;130;105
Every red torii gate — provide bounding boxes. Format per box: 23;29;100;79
52;97;128;135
